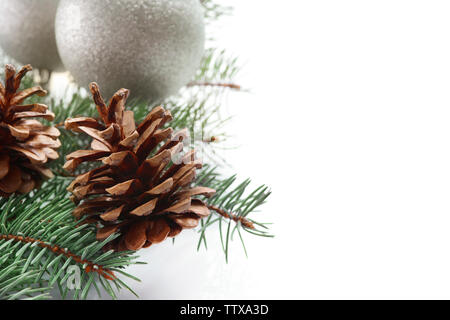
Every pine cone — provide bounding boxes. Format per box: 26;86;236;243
0;64;60;197
64;83;215;252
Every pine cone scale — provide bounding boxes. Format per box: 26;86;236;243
100;205;125;222
122;111;136;136
145;178;173;195
0;155;9;179
146;219;170;244
7;124;30;140
0;165;21;193
124;222;147;251
10;87;47;106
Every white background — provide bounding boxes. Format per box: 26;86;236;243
113;0;450;299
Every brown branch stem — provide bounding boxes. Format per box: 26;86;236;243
203;136;219;143
207;205;255;229
0;234;116;280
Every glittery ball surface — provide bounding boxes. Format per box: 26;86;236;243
55;0;205;101
0;0;64;71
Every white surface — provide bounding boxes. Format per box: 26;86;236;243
115;0;450;299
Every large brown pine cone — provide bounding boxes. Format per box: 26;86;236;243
64;83;215;252
0;64;60;197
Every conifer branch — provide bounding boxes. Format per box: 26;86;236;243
194;48;241;86
206;205;255;229
196;166;272;261
0;178;141;300
0;234;116;281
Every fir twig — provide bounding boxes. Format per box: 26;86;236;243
0;235;116;281
0;178;141;300
207;204;255;229
194;48;241;86
196;166;272;261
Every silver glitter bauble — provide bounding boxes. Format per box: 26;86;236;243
55;0;205;101
0;0;64;71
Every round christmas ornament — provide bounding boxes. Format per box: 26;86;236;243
0;0;64;71
55;0;205;102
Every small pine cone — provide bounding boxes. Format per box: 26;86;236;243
0;64;60;197
64;83;216;252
